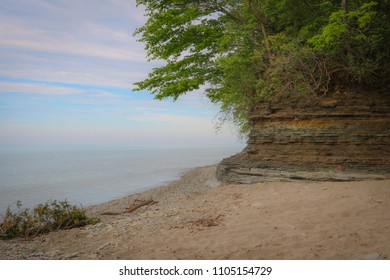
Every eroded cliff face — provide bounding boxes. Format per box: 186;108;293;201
217;87;390;183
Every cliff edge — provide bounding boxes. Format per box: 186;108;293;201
217;87;390;183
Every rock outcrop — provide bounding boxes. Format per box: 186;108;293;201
217;87;390;183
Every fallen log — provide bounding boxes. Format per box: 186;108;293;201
125;199;156;213
101;199;157;216
100;211;121;215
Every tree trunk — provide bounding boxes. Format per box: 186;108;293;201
248;0;272;62
341;0;347;11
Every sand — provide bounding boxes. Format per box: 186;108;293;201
1;165;389;260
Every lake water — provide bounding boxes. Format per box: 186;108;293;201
0;146;243;215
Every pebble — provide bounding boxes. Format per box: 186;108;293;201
205;178;220;188
363;252;381;260
251;203;262;208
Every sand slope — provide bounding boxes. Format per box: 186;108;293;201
1;165;389;260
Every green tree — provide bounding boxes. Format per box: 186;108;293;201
309;1;390;85
134;0;390;131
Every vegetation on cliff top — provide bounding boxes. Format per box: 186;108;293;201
134;0;390;130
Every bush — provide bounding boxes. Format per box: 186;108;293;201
0;200;100;239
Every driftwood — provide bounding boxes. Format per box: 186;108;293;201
101;199;156;216
125;199;156;213
100;211;122;215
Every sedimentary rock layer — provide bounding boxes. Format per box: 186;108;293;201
217;87;390;183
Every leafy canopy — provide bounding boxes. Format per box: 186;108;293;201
134;0;390;130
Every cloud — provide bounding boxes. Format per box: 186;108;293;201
0;37;146;62
0;0;242;148
0;81;85;95
0;14;146;63
0;0;152;88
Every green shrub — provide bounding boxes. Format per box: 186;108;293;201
0;200;100;239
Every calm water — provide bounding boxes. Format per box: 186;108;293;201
0;146;243;215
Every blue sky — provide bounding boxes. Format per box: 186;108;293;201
0;0;243;149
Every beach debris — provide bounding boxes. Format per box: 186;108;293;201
64;252;79;259
125;199;156;213
250;203;262;208
172;215;224;231
96;242;111;253
205;178;220;188
101;199;157;216
191;215;224;228
363;252;381;260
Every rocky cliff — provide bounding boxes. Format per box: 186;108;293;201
217;87;390;183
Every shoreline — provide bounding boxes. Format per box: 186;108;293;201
1;165;389;260
0;146;245;215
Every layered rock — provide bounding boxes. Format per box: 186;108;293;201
217;87;390;183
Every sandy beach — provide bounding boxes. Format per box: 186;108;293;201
1;165;389;260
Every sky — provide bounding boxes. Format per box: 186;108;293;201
0;0;244;150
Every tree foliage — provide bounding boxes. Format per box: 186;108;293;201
134;0;390;131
